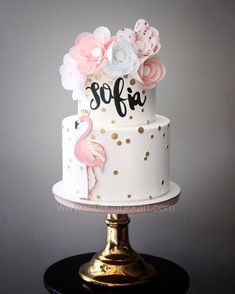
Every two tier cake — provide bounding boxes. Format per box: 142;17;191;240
56;19;173;204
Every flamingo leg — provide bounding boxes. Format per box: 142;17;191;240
87;166;97;200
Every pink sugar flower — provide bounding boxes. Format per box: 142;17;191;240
117;19;161;64
69;26;115;75
136;56;166;89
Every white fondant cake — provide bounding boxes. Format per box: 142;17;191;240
58;19;172;203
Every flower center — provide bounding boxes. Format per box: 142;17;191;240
114;50;126;62
91;47;102;58
143;65;151;76
136;40;145;50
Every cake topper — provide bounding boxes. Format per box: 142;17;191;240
60;19;166;100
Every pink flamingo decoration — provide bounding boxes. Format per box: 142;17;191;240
74;114;106;200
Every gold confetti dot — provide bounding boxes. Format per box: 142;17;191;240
66;127;70;132
149;195;153;200
101;108;106;112
90;134;95;140
138;127;144;134
145;151;150;156
144;156;148;161
124;74;128;79
111;120;115;124
100;128;105;134
142;90;146;94
150;134;154;139
108;80;113;85
80;166;84;171
141;108;144;112
111;133;118;140
158;126;161;131
95;73;102;80
161;180;165;185
127;194;132;198
129;116;133;120
96;195;101;200
117;140;122;146
130;79;136;85
125;138;131;144
113;170;118;175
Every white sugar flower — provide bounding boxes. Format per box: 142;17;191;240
103;39;139;77
59;53;86;100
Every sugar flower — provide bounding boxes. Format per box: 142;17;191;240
103;39;139;77
59;53;86;100
69;26;115;75
116;19;161;63
136;56;166;89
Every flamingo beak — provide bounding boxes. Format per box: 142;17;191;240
75;120;80;129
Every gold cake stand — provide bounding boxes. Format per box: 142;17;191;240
52;181;180;287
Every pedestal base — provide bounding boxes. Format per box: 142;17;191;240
79;250;156;287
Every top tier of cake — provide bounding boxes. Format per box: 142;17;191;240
60;19;166;124
78;70;156;127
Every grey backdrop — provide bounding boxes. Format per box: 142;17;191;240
0;0;234;293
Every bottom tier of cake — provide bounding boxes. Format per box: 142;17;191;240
62;114;170;202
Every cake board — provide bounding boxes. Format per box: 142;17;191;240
52;180;180;214
44;181;185;290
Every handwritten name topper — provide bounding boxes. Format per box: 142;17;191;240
86;78;147;117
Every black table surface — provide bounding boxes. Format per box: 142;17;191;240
44;253;190;293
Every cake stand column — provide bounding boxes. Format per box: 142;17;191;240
79;213;156;287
